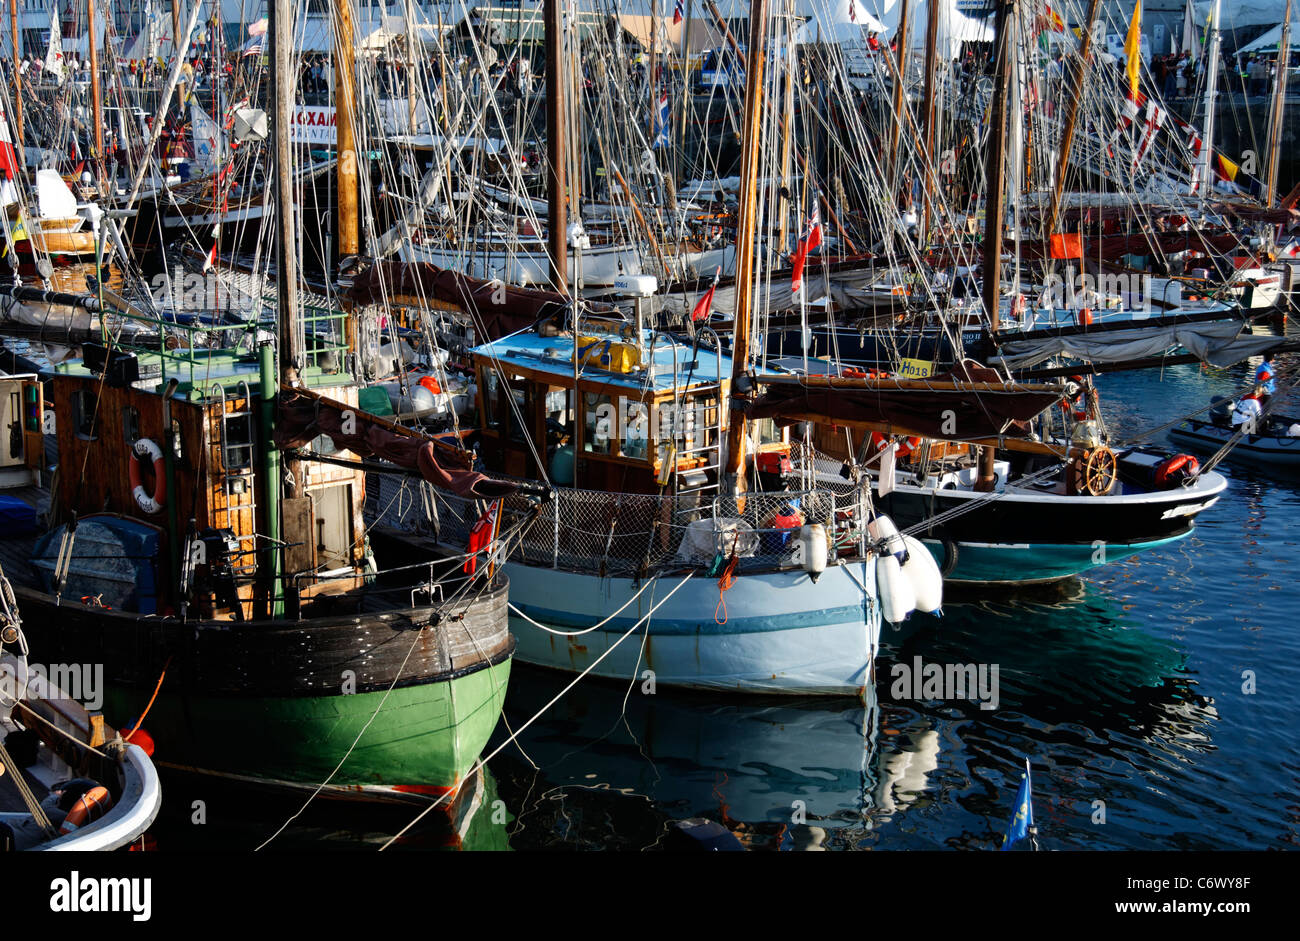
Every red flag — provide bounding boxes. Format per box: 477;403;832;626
464;500;501;575
1049;233;1082;259
790;200;823;294
673;0;684;25
202;243;218;272
692;267;720;321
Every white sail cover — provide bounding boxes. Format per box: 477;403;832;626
44;11;66;83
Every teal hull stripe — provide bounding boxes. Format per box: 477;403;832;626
509;601;869;636
925;534;1189;584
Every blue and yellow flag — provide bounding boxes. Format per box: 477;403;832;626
1001;760;1034;850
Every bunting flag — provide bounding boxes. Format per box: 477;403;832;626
692;266;721;321
850;0;856;23
202;242;218;272
1037;4;1065;34
1109;89;1146;158
1214;153;1264;197
790;199;823;294
652;90;671;148
1132;98;1167;172
673;0;684;26
1169;113;1204;192
0;91;20;206
1124;1;1142;98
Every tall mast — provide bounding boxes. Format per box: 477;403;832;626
1264;0;1292;205
722;0;769;494
334;0;359;262
545;0;567;292
9;0;20;149
272;0;299;383
981;0;1015;334
87;0;103;190
1044;0;1101;237
919;0;940;240
1199;0;1222;201
887;0;912;195
171;0;179;66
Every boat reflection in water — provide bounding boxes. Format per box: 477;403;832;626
494;577;1221;850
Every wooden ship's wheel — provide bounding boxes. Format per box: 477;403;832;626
1083;446;1117;496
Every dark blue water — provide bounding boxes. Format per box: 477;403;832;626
150;356;1299;851
483;358;1300;851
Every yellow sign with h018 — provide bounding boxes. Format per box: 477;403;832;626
897;358;934;379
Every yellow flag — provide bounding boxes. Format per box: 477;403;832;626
1124;1;1142;97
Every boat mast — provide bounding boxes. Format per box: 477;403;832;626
981;0;1015;335
1264;0;1292;205
887;0;911;196
545;0;567;292
1044;0;1101;237
722;0;769;495
272;0;300;384
87;0;103;191
9;0;20;149
334;0;359;263
1199;0;1222;202
919;0;940;241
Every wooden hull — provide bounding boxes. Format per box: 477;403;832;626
14;577;514;796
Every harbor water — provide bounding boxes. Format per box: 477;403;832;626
149;358;1298;851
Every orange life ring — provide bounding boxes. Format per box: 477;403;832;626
58;785;114;835
128;438;167;515
1153;453;1199;488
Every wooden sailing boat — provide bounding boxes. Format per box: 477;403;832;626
3;0;516;802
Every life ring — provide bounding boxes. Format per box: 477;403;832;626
58;785;113;835
129;438;167;515
1153;453;1199;488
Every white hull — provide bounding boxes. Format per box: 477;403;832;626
401;239;644;288
504;559;881;696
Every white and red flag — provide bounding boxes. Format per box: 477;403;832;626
790;199;823;294
673;0;684;25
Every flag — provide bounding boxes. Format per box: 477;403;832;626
1124;1;1142;98
2;212;26;257
45;8;66;84
1132;98;1167;172
790;199;823;294
652;90;671;148
464;500;501;575
673;0;683;26
0;91;19;206
242;34;266;58
1049;233;1082;259
248;17;268;36
1001;760;1035;851
202;242;218;272
692;267;720;321
849;0;856;23
1214;153;1264;197
1038;4;1065;34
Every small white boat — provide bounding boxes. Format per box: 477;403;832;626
1;653;162;851
1170;402;1300;467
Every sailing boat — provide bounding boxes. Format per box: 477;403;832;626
4;0;516;802
362;0;904;696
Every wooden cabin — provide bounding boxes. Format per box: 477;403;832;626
465;326;788;495
47;341;365;621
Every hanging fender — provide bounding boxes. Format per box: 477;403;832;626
129;438;167;515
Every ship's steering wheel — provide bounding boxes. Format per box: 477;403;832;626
1083;446;1117;496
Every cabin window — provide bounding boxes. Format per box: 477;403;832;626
583;392;614;455
221;412;255;471
72;390;98;440
482;370;505;432
122;406;140;444
755;418;782;447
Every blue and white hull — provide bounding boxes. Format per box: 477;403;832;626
504;559;881;696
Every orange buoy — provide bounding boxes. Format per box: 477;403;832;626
58;786;114;835
123;726;155;757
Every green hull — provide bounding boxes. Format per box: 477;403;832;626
107;659;512;794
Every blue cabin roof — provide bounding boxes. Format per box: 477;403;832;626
472;329;732;394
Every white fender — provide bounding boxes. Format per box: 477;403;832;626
876;553;915;624
900;534;943;614
799;524;827;575
867;513;906;562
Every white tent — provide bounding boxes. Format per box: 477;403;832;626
1193;0;1294;31
1235;18;1300;56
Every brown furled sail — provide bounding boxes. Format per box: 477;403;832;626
346;262;626;341
275;388;517;499
745;362;1064;440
